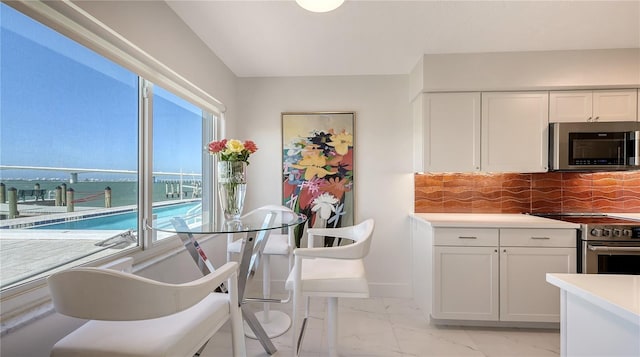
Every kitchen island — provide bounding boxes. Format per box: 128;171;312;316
546;273;640;357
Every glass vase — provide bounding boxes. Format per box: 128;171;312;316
217;161;247;221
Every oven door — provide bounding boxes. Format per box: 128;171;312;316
583;241;640;274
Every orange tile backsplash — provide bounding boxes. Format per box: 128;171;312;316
414;171;640;214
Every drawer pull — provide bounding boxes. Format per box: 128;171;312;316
458;236;477;239
531;236;550;240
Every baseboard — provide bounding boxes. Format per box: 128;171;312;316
257;279;412;299
368;282;412;298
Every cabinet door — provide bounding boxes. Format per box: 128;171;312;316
549;91;592;123
481;92;549;172
499;247;576;323
423;93;481;172
433;246;499;321
592;89;638;122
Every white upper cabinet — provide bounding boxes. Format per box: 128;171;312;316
593;89;638;122
548;91;592;123
549;89;638;123
481;92;549;173
423;92;481;172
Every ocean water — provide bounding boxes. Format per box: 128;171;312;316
0;179;201;208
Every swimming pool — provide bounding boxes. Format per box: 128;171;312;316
33;201;201;230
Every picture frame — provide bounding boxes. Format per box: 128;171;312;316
281;112;355;247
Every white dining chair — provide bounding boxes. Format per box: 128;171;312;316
286;218;375;357
47;260;246;357
227;204;299;338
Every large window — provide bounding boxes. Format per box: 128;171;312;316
0;3;216;290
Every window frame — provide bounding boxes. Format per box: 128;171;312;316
0;0;226;328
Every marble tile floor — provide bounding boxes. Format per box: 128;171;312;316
201;296;560;357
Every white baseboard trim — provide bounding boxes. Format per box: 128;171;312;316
259;279;412;299
368;282;412;298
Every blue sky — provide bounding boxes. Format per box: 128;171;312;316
0;3;203;180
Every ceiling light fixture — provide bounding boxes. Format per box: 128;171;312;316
295;0;344;13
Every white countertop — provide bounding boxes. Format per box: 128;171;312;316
546;273;640;325
412;213;580;229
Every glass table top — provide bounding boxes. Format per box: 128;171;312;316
148;208;307;234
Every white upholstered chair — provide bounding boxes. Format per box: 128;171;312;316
286;219;375;357
48;259;246;357
227;204;298;338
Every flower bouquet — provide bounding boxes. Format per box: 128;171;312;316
208;139;258;220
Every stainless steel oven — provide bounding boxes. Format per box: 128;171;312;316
536;214;640;274
583;241;640;274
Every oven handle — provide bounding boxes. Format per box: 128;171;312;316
588;245;640;253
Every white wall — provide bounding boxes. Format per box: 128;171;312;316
237;75;414;297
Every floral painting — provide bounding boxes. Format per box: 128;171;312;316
282;112;355;247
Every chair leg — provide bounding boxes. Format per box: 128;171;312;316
228;273;247;357
327;297;338;357
230;303;246;357
263;255;271;321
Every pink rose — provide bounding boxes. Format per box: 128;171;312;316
244;140;258;153
208;139;227;153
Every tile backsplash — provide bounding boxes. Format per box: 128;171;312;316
414;171;640;214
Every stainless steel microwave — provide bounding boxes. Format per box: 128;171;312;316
549;121;640;171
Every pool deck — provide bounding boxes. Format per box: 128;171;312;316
0;229;134;289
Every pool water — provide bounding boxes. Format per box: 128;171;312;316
34;202;201;230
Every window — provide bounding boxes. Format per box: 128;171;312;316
151;86;214;241
0;2;217;290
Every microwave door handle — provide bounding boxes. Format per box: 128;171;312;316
588;245;640;253
618;146;621;164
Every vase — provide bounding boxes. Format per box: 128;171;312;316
217;161;247;221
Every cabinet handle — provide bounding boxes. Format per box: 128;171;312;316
494;249;498;253
531;236;551;240
594;116;600;121
458;236;477;239
503;249;507;253
587;116;592;122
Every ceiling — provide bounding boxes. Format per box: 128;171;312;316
166;0;640;78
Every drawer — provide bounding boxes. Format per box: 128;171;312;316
434;228;499;247
500;229;577;248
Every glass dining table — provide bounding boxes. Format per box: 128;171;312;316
148;209;307;355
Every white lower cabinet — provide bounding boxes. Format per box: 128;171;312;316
499;247;575;322
431;227;576;324
433;245;499;320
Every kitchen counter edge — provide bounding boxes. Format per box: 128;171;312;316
546;273;640;325
411;213;580;229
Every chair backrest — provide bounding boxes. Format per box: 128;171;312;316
341;218;375;259
305;219;375;260
236;204;297;254
47;261;237;321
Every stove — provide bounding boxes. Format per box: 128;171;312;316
535;213;640;274
537;214;640;240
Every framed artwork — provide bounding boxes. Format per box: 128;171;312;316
281;112;355;247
